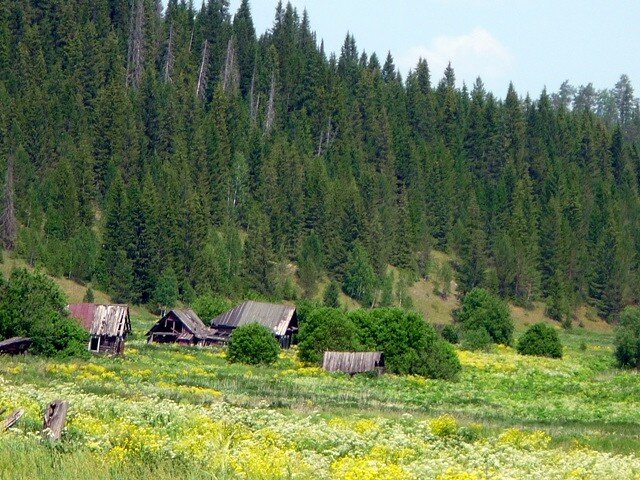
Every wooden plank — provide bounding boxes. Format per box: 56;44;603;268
2;409;25;431
42;400;68;441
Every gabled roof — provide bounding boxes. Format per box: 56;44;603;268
148;309;221;341
211;301;297;336
322;351;384;374
68;304;131;337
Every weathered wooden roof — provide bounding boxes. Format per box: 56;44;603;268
322;351;384;374
0;337;32;354
68;304;131;337
147;309;221;341
170;309;219;339
211;301;297;336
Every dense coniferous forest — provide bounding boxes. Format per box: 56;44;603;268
1;0;640;321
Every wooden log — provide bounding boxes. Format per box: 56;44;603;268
42;400;68;441
2;409;24;431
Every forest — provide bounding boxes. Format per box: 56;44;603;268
1;0;640;322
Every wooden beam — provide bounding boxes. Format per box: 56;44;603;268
2;409;24;431
42;400;68;441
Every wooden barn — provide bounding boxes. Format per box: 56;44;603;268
322;351;385;375
0;337;32;355
211;301;298;347
68;303;131;355
146;309;222;347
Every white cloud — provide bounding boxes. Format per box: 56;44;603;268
399;28;513;86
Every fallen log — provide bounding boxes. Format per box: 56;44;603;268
42;400;68;441
2;409;25;431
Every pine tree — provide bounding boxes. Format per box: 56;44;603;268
343;241;376;307
456;193;486;294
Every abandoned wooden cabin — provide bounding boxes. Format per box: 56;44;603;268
146;309;222;346
0;337;32;355
68;303;131;355
211;301;298;347
322;351;385;374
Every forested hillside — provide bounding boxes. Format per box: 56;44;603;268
0;0;639;321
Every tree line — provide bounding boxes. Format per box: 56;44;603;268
1;0;640;321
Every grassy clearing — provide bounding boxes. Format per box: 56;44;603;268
1;319;639;479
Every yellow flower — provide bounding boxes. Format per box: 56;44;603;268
430;414;459;438
331;456;411;480
498;428;551;450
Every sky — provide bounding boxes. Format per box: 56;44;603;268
224;0;639;98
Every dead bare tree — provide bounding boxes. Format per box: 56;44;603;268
163;24;175;83
196;40;209;101
0;156;17;250
317;117;337;157
222;36;240;94
126;0;145;89
249;65;261;124
264;71;276;133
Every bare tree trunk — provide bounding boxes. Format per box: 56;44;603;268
222;36;240;94
42;400;68;442
163;24;175;83
0;156;17;250
196;40;209;101
265;71;276;133
126;0;145;89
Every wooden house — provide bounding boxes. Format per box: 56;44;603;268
146;309;222;347
0;337;32;355
210;301;298;347
322;351;385;374
68;303;131;355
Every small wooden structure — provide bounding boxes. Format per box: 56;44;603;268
211;301;298;348
0;337;32;355
322;351;385;375
146;309;222;347
68;304;131;355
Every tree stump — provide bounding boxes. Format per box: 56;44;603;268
42;400;68;441
2;409;24;431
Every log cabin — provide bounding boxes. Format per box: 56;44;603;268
68;303;131;355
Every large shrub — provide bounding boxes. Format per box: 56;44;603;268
517;323;563;358
0;268;89;358
352;308;461;381
227;323;280;365
615;306;640;368
456;288;514;345
298;308;361;364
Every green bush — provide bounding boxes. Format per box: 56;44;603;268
461;327;492;351
0;268;89;358
614;306;640;368
441;324;460;344
227;323;280;365
456;288;514;345
298;308;361;363
362;308;461;381
516;323;563;358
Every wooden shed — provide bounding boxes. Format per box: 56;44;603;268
0;337;32;355
68;303;131;355
322;351;385;374
146;309;222;347
210;301;298;348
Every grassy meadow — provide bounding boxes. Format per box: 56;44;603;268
1;317;639;480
